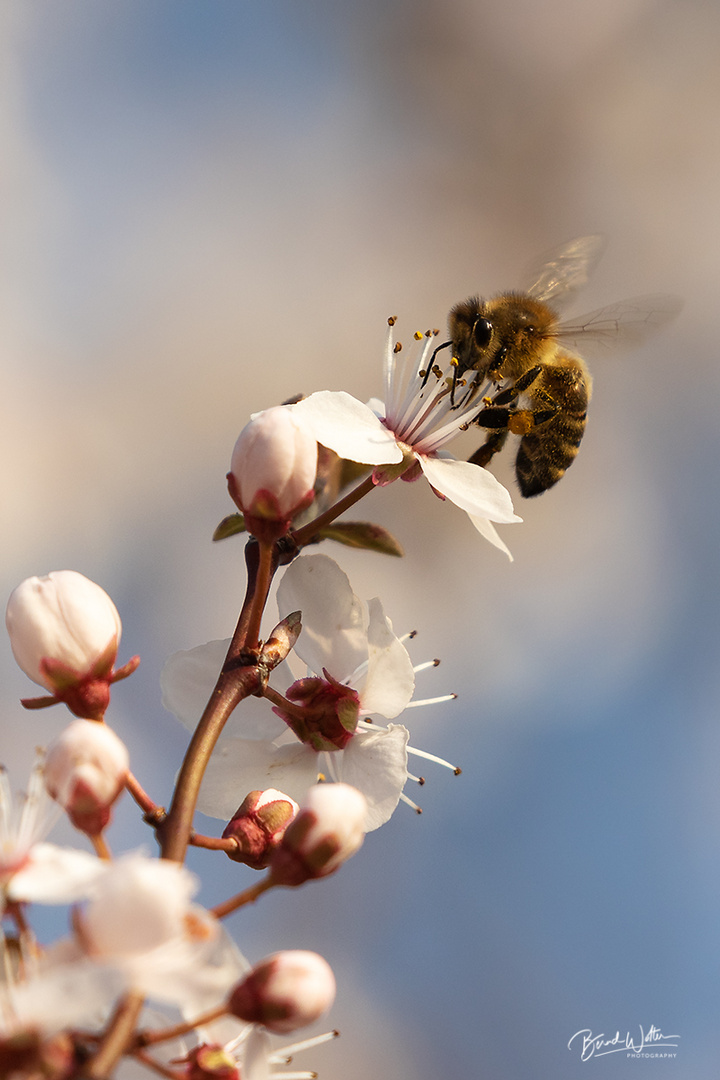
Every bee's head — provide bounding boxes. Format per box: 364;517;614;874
450;293;555;380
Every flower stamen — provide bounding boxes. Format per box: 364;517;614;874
399;792;422;814
407;745;462;774
405;693;458;707
412;658;440;673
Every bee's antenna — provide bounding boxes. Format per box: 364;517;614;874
419;339;452;388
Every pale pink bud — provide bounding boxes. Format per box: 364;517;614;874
228;950;336;1034
44;719;129;836
5;571;138;719
222;788;299;870
269;783;366;886
227;407;317;542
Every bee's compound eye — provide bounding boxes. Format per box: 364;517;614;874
473;317;492;349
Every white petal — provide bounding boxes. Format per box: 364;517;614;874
8;961;126;1035
160;639;229;729
360;598;415;718
336;726;409;831
6;842;105;904
129;911;246;1009
144;921;249;1017
418;454;521;523
277;555;369;681
82;854;199;955
468;515;515;561
197;739;319;820
292;391;403;465
161;641;286;740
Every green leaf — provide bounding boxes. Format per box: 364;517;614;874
213;513;246;541
316;521;404;557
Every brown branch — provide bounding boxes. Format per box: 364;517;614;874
291;474;376;548
82;990;145;1079
210;876;275;920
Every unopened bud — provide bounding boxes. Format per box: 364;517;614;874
274;671;360;751
5;571;138;719
227;950;336;1034
259;612;302;671
222;789;299;870
44;719;129;836
227;407;317;543
269;783;366;886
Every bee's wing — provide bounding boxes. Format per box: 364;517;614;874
553;294;683;359
523;235;606;309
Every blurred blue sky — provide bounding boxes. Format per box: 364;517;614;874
1;1;719;1077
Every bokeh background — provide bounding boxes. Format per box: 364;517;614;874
1;1;718;1077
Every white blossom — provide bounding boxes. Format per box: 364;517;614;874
54;852;249;1011
0;762;103;908
184;1026;339;1080
162;555;457;831
291;320;521;558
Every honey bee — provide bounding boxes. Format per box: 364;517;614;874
426;236;682;496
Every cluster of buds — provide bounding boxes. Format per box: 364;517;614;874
0;345;495;1080
4;571;136;841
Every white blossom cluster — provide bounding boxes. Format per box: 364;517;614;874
0;325;520;1078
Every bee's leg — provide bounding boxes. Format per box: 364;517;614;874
468;428;508;467
468;394;558;467
487;364;543;408
506;406;558;435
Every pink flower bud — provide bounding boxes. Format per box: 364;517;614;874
227;950;336;1034
274;671;360;751
44;719;129;836
227;407;317;543
5;571;138;720
269;783;366;886
222;788;299;870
